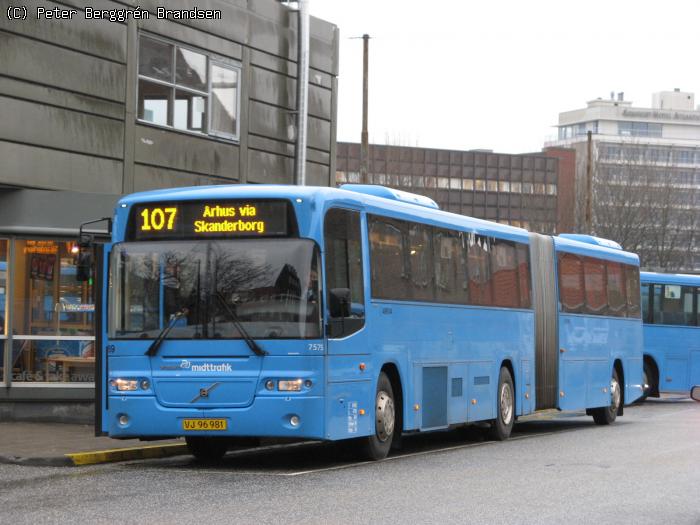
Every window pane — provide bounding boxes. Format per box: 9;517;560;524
408;223;433;301
583;257;607;315
660;285;694;326
652;285;662;324
491;240;518;308
558;253;584;313
176;48;207;91
626;266;642;319
139;36;173;82
606;261;627;317
369;217;408;300
467;234;493;306
641;283;650;322
0;240;6;382
434;230;467;304
516;243;531;308
138;80;171;126
0;240;6;333
324;209;365;320
11;240;95;383
210;64;238;136
174;90;206;132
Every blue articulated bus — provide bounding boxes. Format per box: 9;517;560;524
95;184;643;460
639;272;700;399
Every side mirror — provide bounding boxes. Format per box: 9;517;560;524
690;386;700;402
329;288;351;318
75;234;93;282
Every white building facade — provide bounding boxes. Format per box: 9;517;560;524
547;90;700;272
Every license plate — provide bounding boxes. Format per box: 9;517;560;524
182;419;228;431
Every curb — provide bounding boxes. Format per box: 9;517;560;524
0;442;189;467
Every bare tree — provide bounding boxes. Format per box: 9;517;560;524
578;142;697;272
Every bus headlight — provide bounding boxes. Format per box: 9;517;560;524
111;378;139;391
278;379;303;392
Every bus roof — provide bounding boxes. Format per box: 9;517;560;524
116;184;532;243
553;235;639;265
640;271;700;286
115;184;637;262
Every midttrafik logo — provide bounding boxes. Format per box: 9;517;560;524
179;360;232;372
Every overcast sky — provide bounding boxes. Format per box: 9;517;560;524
309;0;700;154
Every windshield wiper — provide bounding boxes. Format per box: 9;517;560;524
214;292;267;357
145;308;189;357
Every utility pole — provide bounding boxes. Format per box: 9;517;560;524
360;34;370;184
293;0;310;186
585;130;593;233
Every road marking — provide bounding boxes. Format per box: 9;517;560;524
122;427;582;478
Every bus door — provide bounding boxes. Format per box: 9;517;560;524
323;207;370;439
655;284;694;391
96;242;110;435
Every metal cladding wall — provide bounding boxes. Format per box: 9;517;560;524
336;143;566;234
0;0;339;194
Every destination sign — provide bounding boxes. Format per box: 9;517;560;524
128;200;294;241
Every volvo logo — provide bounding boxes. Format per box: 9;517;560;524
191;382;221;403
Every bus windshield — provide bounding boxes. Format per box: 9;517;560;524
109;239;321;340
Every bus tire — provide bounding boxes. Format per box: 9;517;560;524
592;368;621;425
489;367;515;441
361;372;396;460
186;436;228;461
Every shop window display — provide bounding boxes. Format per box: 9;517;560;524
11;240;95;383
0;240;7;382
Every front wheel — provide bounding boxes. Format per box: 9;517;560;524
186;436;228;461
359;372;397;460
489;367;515;441
592;368;621;425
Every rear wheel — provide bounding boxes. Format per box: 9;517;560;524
592;368;621;425
489;367;515;441
360;372;397;460
186;436;228;461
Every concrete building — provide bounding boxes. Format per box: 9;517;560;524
0;1;339;420
336;143;576;234
547;90;700;272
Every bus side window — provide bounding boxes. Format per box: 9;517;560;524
558;253;584;314
640;282;651;322
625;265;641;319
324;208;365;338
583;256;608;316
660;285;695;326
652;285;662;324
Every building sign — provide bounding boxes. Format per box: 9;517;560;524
622;109;700;122
128;200;294;241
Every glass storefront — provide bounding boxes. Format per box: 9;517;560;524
2;238;95;385
0;239;7;384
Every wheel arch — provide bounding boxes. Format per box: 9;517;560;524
613;358;624;415
500;358;517;416
380;362;404;433
643;354;660;397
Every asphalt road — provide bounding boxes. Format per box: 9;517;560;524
1;397;698;524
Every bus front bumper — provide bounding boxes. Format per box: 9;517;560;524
107;395;325;440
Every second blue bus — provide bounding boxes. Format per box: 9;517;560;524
640;272;700;399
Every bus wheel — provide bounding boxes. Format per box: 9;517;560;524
186;436;228;461
490;367;515;441
592;369;621;425
361;372;396;460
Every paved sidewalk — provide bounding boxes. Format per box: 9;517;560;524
0;422;185;466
